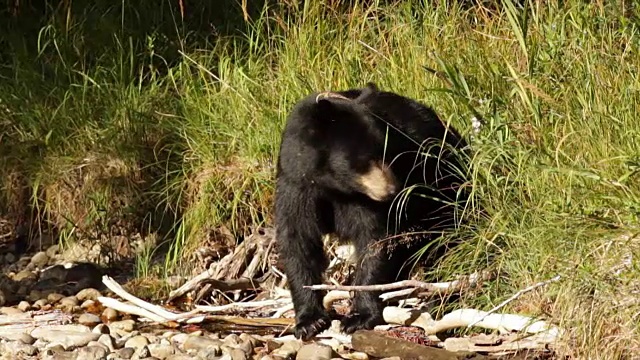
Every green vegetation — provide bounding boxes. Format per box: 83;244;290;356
1;0;639;357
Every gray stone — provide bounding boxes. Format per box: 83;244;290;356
5;253;16;263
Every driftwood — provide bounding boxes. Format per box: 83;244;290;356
0;310;73;338
168;227;275;303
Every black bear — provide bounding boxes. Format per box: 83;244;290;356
275;83;470;340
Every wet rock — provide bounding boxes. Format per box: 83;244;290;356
76;288;102;302
296;343;335;360
28;289;45;302
77;345;109;360
79;313;102;326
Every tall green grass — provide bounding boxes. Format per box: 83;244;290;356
1;0;639;357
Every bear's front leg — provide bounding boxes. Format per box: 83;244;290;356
340;239;394;334
275;189;331;340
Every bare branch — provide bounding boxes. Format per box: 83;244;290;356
466;275;561;328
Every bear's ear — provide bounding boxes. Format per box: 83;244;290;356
355;82;378;102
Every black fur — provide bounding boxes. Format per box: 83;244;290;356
275;83;470;340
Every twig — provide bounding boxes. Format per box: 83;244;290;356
466;275;561;328
195;298;291;313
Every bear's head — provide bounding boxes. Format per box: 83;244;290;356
279;84;399;202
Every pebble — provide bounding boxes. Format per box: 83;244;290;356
97;333;116;351
125;335;150;350
182;335;222;354
14;269;36;282
135;345;151;358
272;340;302;359
223;333;240;346
17;300;31;312
229;348;249;360
148;343;178;359
170;333;188;345
93;324;111;334
76;288;102;301
79;313;102;326
296;343;335;360
81;299;96;309
0;340;38;357
77;345;108;360
46;244;60;258
30;251;49;268
102;307;119;321
109;319;135;333
115;347;136;359
48;292;65;303
33;298;49;308
60;296;80;307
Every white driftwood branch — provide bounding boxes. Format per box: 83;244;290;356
466;274;561;328
306;271;493;293
102;276;190;321
381;306;562;338
195;298;291;313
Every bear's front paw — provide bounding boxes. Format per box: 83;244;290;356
340;311;384;334
294;311;331;341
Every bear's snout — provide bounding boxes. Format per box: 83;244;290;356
356;162;398;202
